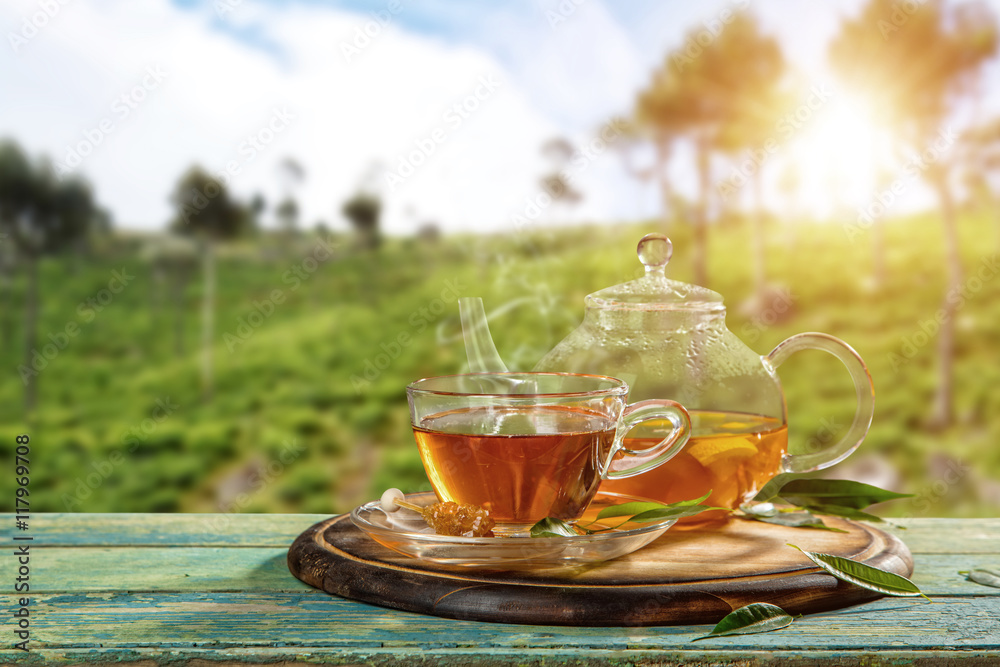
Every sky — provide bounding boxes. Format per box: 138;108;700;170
2;0;999;235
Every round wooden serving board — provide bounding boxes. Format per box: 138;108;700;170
287;513;913;626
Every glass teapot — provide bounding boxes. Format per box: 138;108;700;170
462;233;874;523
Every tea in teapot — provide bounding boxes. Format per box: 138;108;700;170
603;411;787;524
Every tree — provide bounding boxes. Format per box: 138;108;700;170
170;165;249;399
277;158;304;237
715;69;790;299
276;197;299;237
278;157;305;191
141;235;198;358
249;193;266;230
635;12;785;286
829;0;999;427
0;141;98;413
539;137;582;223
777;162;801;250
0;231;16;349
416;222;440;243
958;117;1000;246
613;118;684;227
314;220;331;238
0;141;32;352
342;192;381;250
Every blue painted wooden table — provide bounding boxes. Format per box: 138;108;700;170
1;514;998;665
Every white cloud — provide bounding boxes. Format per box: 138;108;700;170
7;0;968;235
3;0;629;234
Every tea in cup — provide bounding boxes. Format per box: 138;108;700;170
406;372;691;535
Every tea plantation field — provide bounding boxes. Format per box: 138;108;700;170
1;214;998;518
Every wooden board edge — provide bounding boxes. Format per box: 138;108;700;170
286;515;916;627
286;517;339;590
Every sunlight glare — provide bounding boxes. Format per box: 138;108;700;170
786;93;894;218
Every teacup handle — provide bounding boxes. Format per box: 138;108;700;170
601;400;691;480
764;332;875;474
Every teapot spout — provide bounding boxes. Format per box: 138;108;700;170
459;297;508;373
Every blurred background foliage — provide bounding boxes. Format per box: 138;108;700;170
1;213;998;517
1;0;999;518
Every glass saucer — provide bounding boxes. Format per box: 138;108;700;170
349;491;675;569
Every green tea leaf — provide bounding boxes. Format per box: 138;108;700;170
594;501;677;520
960;569;1000;589
628;503;727;523
532;493;722;537
753;474;798;503
529;517;578;538
778;479;911;510
745;510;848;533
798;504;885;523
595;492;711;521
788;544;927;598
692;603;794;641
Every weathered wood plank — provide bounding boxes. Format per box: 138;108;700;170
3;647;1000;667
1;515;996;667
7;544;999;596
883;519;1000;554
4;647;1000;667
9;547;312;593
0;592;997;652
0;513;329;547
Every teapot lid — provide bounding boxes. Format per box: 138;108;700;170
586;234;725;311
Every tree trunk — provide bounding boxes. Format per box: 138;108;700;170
0;244;11;350
23;254;39;414
71;235;84;275
929;172;961;429
694;135;710;287
655;140;674;228
869;166;897;289
150;263;164;330
173;271;185;357
871;213;886;288
201;240;215;401
752;170;766;297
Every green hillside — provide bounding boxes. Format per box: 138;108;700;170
2;214;998;518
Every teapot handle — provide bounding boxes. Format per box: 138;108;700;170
764;332;875;474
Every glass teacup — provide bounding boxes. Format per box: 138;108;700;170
406;372;691;535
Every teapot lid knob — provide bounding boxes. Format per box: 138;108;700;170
637;234;672;276
585;233;724;308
